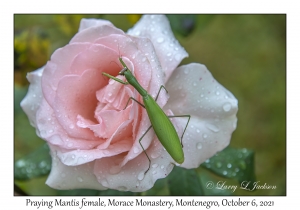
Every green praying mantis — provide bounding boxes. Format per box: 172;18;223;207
102;57;191;174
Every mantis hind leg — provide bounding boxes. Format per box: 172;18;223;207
155;85;168;101
138;125;153;174
168;115;191;147
123;97;145;110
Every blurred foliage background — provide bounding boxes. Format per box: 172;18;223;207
14;14;286;196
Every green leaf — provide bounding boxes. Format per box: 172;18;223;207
166;15;197;37
167;166;204;195
14;143;51;180
198;169;233;196
201;147;256;190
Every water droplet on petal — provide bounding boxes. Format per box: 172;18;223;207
193;82;197;86
77;176;83;182
101;179;109;187
196;142;202;149
150;151;161;159
133;146;139;154
227;163;232;168
152;170;157;175
138;172;145;181
202;133;208;139
206;123;219;133
160;165;165;169
118;186;127;191
69;124;75;129
109;166;121;174
156;37;164;43
152;163;158;168
223;170;228;175
223;103;232;112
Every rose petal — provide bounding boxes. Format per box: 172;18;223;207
21;67;44;127
46;145;107;190
93;137;175;192
78;18;114;32
56;139;132;166
164;63;238;168
71;24;124;44
53;68;103;140
128;15;188;82
42;43;91;106
36;100;102;150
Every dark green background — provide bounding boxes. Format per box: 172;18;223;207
14;14;286;195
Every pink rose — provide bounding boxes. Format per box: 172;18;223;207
21;15;238;192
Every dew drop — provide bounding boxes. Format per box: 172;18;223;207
196;129;200;133
200;94;204;98
133;146;139;154
196;142;203;150
202;133;208;139
108;92;112;97
216;162;222;168
156;37;164;43
152;171;157;175
167;52;172;57
135;30;141;36
215;91;220;96
101;179;109;187
223;170;228;175
223;103;232;112
138;172;145;181
205;123;219;133
227;163;232;168
67;142;73;148
150;151;161;159
39;161;47;168
69;124;75;129
152;163;158;168
109;166;121;174
160;165;165;169
77;176;83;182
193;82;197;86
118;186;127;191
184;69;189;74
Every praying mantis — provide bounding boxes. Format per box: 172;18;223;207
102;57;190;174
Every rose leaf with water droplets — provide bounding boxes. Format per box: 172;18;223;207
201;147;256;190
